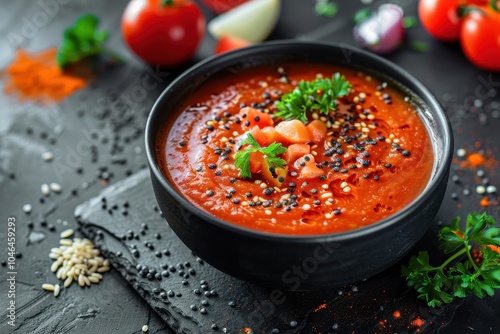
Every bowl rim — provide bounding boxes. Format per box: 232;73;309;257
145;39;453;243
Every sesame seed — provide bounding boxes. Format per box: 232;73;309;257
142;325;149;332
41;183;50;196
265;209;272;215
23;204;32;214
50;183;62;193
486;185;497;193
42;283;55;291
302;204;311;210
343;186;351;193
456;148;466;157
42;151;54;161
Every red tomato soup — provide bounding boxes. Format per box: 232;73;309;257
157;63;434;235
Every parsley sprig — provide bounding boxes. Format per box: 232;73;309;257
402;213;500;307
275;73;352;123
234;133;287;179
57;14;114;68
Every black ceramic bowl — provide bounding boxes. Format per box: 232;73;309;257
145;41;453;290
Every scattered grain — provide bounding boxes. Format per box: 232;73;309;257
60;229;74;239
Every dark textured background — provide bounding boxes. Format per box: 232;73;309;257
1;0;499;333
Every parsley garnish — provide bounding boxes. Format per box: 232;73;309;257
275;73;352;123
402;213;500;307
57;14;110;68
234;133;287;179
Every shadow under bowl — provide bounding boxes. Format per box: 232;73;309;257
145;41;453;290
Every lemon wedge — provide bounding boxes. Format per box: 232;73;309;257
208;0;281;43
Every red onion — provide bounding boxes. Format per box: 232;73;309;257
353;4;405;54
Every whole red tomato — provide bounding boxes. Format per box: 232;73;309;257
200;0;248;14
122;0;205;66
418;0;461;41
460;6;500;71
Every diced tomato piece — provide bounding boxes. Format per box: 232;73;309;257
261;158;287;187
239;107;273;131
249;151;263;173
274;120;311;144
284;144;311;164
306;119;327;144
294;154;324;179
261;126;287;145
215;35;251;54
248;126;268;146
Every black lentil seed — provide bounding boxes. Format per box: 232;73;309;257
402;150;411;156
334;209;341;215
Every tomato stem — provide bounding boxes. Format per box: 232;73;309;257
161;0;174;7
490;0;500;12
457;5;486;17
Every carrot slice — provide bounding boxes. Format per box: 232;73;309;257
239;107;273;130
306;119;327;144
274;120;311;144
284;143;310;164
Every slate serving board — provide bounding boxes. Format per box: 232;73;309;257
75;168;498;333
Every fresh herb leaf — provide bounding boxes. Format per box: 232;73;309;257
275;73;351;123
402;16;418;29
410;41;429;53
354;8;371;24
57;14;109;68
234;133;287;179
402;213;500;307
314;1;338;18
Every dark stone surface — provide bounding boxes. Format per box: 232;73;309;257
0;0;499;333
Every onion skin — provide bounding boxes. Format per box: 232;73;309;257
353;4;405;54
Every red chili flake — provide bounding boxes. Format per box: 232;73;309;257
411;317;424;327
393;310;401;318
314;303;327;312
480;196;491;207
467;152;486;167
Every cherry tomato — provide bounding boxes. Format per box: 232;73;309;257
418;0;461;41
200;0;248;14
215;35;251;54
460;6;500;71
121;0;205;66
